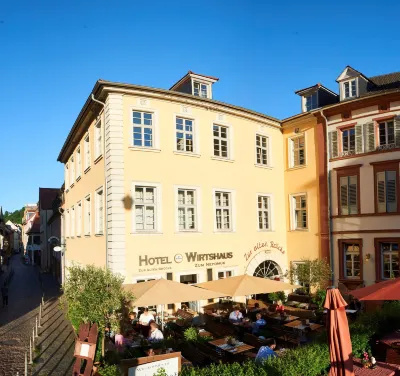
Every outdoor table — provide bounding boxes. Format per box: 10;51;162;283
199;330;213;338
284;320;323;331
208;337;255;355
285;301;300;307
297;303;309;309
269;313;299;322
353;358;400;375
378;331;400;365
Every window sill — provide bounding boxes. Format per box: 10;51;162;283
94;155;103;164
77;235;81;238
175;230;202;234
70;183;74;189
213;230;235;234
84;166;91;174
173;151;201;158
76;176;81;182
84;234;91;237
257;229;274;232
290;228;309;232
129;147;161;153
95;233;104;237
131;231;163;236
254;164;273;170
287;165;307;171
211;156;234;163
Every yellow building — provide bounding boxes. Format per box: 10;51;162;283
57;72;325;306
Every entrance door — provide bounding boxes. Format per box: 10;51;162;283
180;274;198;312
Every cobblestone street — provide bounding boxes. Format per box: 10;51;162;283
0;256;75;376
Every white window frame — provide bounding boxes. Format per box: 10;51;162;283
70;205;75;238
84;194;91;236
213;188;236;232
381;242;399;280
288;134;306;169
290;193;308;231
94;117;103;160
130;108;160;151
174;185;202;233
255;132;271;167
192;80;210;98
131;181;162;234
95;186;104;235
378;120;395;147
303;92;318;112
343;79;357;99
76;201;82;237
211;122;234;161
84;133;91;171
343;243;361;279
173;114;200;155
76;146;81;180
217;270;234;279
70;156;75;186
257;193;273;232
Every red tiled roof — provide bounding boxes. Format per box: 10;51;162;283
39;188;60;210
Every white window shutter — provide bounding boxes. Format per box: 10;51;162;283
355;124;363;154
377;171;386;213
349;175;358;214
386;170;397;213
329;130;338;159
394;116;400;148
340;176;349;215
364;122;375;152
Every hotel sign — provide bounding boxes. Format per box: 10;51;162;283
138;252;233;272
244;241;285;262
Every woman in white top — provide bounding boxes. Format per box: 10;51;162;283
139;308;155;326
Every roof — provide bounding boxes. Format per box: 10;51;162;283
295;83;338;97
39;188;61;210
170;71;219;90
57;79;280;163
26;214;40;234
335;65;372;83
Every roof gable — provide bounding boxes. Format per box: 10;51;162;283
336;66;364;82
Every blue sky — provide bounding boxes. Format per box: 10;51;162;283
1;0;399;212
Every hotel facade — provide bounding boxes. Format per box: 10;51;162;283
57;72;324;301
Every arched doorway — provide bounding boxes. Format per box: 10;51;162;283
253;260;281;280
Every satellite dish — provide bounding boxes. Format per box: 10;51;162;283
53;246;62;253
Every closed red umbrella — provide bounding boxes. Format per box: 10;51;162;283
351;277;400;300
324;288;354;376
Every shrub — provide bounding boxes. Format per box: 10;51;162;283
184;327;199;343
97;364;121;376
312;289;327;311
180;360;268;376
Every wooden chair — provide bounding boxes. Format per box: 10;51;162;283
282;330;301;348
243;333;270;350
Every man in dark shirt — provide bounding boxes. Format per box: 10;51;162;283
1;283;9;307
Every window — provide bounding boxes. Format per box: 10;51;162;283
343;79;357;99
378;121;395;147
65;164;69;189
344;243;361;279
218;270;233;279
70;206;75;237
76;201;82;237
134;186;156;231
84;195;91;235
256;135;269;166
215;191;232;231
376;170;397;213
291;194;307;230
95;119;103;159
342;127;355;153
177;189;196;231
70;156;75;185
133;111;153;148
176;117;194;152
289;135;305;168
304;93;317;112
381;242;399;279
65;209;70;238
257;195;270;230
84;134;90;170
76;147;81;180
193;82;208;98
213;124;229;158
95;187;104;235
339;175;358;215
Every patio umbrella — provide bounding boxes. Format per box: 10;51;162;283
324;288;354;376
123;279;225;307
350;277;400;300
195;274;300;297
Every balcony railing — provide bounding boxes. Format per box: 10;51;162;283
339;150;356;158
376;143;396;151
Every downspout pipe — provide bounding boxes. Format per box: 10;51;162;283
319;109;335;284
91;94;107;269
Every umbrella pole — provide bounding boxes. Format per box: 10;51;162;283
161;305;164;331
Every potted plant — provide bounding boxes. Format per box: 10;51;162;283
361;351;371;368
226;336;236;346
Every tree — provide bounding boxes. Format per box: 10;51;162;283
4;207;25;224
287;258;332;293
61;264;133;354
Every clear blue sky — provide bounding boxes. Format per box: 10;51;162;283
1;0;399;212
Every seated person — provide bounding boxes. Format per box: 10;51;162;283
148;322;164;342
255;339;277;364
129;312;139;327
275;300;285;314
229;306;243;323
252;313;266;335
139;308;155;326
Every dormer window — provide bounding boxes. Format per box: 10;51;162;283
304;92;318;112
193;82;209;98
343;79;357;99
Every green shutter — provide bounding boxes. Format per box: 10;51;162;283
329;130;338;158
349;175;358;214
364;122;375;152
340;176;349;215
386;171;397;213
377;171;386;213
355;124;363;154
